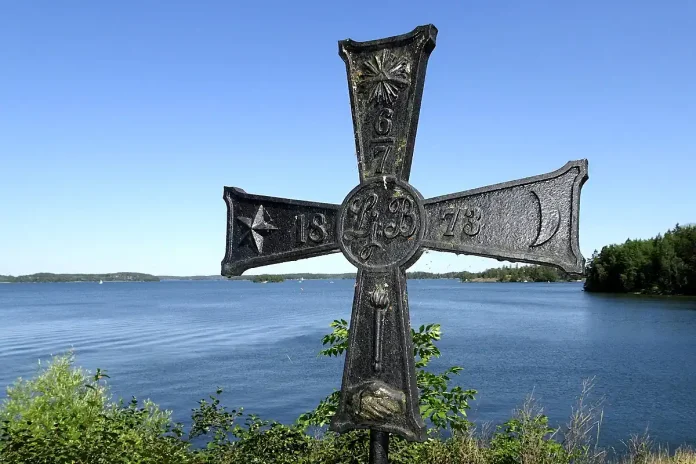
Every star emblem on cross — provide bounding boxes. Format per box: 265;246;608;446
237;205;278;254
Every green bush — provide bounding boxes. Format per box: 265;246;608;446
0;352;191;464
489;407;568;464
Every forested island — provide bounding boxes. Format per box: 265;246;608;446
584;224;696;295
459;265;574;283
0;273;160;283
251;274;284;283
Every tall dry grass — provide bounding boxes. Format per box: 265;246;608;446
415;377;695;464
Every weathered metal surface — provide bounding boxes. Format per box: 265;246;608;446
330;267;424;441
422;160;588;274
370;430;390;464
222;187;341;276
221;24;589;446
339;25;436;182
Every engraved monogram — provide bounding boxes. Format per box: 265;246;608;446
338;177;424;270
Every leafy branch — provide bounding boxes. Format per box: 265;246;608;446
297;319;477;434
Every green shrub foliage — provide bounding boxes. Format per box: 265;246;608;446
0;353;190;463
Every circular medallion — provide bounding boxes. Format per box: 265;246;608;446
338;177;425;271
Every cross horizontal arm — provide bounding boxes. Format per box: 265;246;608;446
330;268;425;442
421;160;589;274
221;187;341;276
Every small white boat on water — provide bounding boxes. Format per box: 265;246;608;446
99;280;103;284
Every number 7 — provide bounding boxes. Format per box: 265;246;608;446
372;145;392;174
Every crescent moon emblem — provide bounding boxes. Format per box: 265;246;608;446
530;189;561;247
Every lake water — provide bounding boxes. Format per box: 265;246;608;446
1;280;695;452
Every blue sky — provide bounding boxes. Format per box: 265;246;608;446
1;1;694;276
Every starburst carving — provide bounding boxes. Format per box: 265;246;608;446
362;50;411;104
237;205;278;254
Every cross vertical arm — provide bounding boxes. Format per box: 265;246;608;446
339;24;437;182
330;23;438;444
421;160;589;274
330;267;425;442
221;187;341;276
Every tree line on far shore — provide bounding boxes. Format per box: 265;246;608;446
584;224;696;295
459;265;574;283
0;272;160;283
251;274;285;283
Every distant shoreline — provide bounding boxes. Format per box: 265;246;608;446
0;273;160;284
0;272;585;284
2;280;158;284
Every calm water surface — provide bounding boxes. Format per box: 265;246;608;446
1;280;695;451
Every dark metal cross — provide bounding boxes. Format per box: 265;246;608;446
222;25;588;463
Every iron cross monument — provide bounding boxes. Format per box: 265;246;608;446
222;25;588;463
